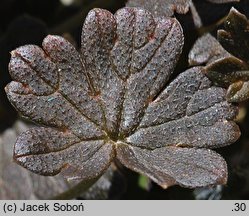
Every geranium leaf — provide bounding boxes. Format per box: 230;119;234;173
14;127;114;180
206;57;249;87
227;81;249;102
126;0;239;17
126;67;240;150
0;121;73;199
218;7;249;63
81;8;183;136
204;8;249;102
190;8;249;103
6;7;240;189
117;144;228;188
126;0;191;17
189;33;231;66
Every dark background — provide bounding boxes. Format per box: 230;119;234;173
1;0;249;199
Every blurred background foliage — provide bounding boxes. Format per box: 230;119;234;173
0;0;249;199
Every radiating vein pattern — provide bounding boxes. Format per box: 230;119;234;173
5;7;240;188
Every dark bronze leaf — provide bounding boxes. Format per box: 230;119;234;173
126;67;239;150
190;8;249;102
0;121;73;199
205;57;249;87
126;0;191;17
218;7;249;63
189;33;231;66
206;8;249;102
126;0;239;17
5;8;240;188
117;145;228;188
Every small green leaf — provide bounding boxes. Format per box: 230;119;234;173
138;175;151;191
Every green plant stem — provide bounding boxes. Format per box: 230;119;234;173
50;177;100;200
